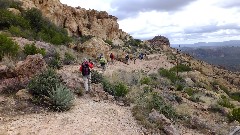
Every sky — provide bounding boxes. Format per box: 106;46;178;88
59;0;240;44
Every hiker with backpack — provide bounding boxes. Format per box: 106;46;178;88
125;53;129;64
79;58;93;93
110;52;114;64
139;53;144;60
99;56;107;71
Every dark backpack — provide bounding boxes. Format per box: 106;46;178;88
82;62;90;76
110;53;114;59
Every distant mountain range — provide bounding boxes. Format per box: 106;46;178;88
171;40;240;48
178;45;240;71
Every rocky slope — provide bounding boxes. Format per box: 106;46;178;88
19;0;129;45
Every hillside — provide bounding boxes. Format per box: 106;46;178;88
1;0;240;135
180;46;240;71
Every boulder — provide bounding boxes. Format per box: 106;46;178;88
149;109;180;135
15;89;32;100
15;54;46;77
0;54;46;92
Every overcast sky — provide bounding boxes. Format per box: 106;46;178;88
60;0;240;44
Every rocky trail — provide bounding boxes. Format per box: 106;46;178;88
0;54;173;135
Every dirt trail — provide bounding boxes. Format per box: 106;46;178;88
0;54;172;135
0;96;144;135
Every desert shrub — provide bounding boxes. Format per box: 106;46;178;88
101;78;129;97
140;76;151;85
125;38;142;47
184;87;194;96
0;0;12;9
219;84;230;95
63;52;75;65
0;0;22;10
0;34;19;60
132;92;178;132
176;83;184;91
208;104;223;113
148;73;158;80
79;35;93;43
91;70;104;84
158;68;181;83
143;86;153;93
101;78;114;95
23;8;43;33
104;39;113;45
189;94;201;102
228;108;240;122
170;64;192;72
218;97;235;108
48;52;62;69
28;68;62;97
22;8;71;45
150;92;178;120
48;84;74;111
230;92;240;102
23;43;46;56
113;82;129;97
9;26;21;36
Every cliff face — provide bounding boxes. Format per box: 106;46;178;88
19;0;129;42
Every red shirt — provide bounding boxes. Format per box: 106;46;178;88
79;62;94;72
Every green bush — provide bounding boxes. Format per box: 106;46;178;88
228;108;240;122
28;68;62;97
170;64;191;72
230;92;240;102
158;68;181;83
184;87;194;96
63;52;75;65
101;78;114;95
143;86;153;93
218;98;235;108
219;84;230;95
79;35;93;43
148;73;158;80
140;76;151;85
48;57;62;69
91;70;104;84
132;92;178;131
0;34;19;60
48;52;62;69
113;82;129;97
189;94;201;102
0;0;22;10
101;78;129;97
48;84;74;111
23;43;46;56
150;92;178;120
104;39;113;45
176;83;184;91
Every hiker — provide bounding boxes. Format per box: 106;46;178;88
79;58;93;93
98;53;103;60
133;56;136;64
99;56;107;71
139;53;144;60
125;53;129;64
110;52;114;64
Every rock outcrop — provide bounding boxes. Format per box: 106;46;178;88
19;0;129;44
148;35;170;51
0;54;46;92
